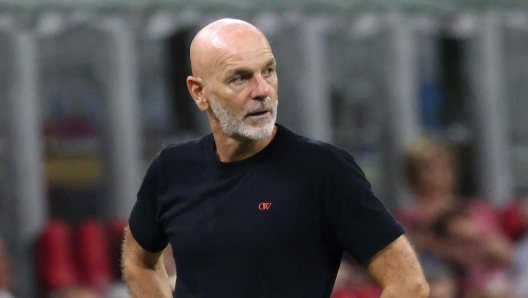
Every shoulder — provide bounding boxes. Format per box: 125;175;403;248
158;134;211;163
281;126;355;169
289;135;371;190
161;134;210;154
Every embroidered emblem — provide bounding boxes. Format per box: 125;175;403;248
258;202;272;210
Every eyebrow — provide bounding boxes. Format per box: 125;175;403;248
225;58;277;79
263;58;276;68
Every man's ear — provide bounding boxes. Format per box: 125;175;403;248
187;76;209;112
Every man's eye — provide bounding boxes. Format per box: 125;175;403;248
231;76;245;84
264;68;275;76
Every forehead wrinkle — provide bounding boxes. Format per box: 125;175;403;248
219;48;274;76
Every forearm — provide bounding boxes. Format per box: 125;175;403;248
123;260;173;298
368;236;429;298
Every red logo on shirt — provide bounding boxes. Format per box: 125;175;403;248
259;202;272;210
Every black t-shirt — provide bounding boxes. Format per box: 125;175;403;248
129;123;404;298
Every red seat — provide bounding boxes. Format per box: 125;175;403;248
36;219;78;294
74;218;112;293
500;200;527;242
106;218;128;281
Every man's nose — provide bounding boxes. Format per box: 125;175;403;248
251;74;270;100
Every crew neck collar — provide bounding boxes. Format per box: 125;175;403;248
205;124;285;173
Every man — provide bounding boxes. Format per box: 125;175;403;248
122;18;428;298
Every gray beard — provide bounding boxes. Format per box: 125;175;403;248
208;95;278;140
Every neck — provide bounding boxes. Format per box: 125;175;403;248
211;123;277;162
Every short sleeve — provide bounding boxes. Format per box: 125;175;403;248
322;150;405;265
129;155;169;253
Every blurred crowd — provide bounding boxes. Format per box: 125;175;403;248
1;137;528;297
333;137;528;298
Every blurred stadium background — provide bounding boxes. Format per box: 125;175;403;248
1;0;528;297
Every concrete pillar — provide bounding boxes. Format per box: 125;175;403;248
92;17;142;219
382;14;421;205
3;28;46;298
468;13;512;205
0;29;12;262
297;16;333;142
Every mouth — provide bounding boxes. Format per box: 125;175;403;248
246;110;270;118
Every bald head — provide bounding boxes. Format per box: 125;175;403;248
186;18;279;141
189;18;271;79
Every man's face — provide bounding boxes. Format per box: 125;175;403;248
417;149;455;194
204;32;279;140
209;92;277;140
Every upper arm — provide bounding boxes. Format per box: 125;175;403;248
122;227;164;270
366;235;428;293
321;149;405;264
129;154;169;252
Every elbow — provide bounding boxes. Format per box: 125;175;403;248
122;260;143;286
121;255;143;283
413;278;430;298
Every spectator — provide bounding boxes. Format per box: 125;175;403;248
395;137;458;254
395;137;511;257
432;208;513;297
401;138;457;221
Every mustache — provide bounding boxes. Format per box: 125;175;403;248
244;98;273;114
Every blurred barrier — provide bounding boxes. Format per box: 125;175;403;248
0;0;528;13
